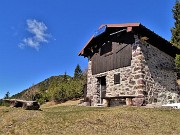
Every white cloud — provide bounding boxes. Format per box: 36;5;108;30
19;19;50;50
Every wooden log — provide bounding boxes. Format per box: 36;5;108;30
2;99;40;110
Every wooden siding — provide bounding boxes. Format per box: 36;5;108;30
92;42;132;75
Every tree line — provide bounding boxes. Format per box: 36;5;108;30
6;64;86;105
171;0;180;69
36;64;86;104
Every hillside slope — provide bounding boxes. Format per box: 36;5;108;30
11;75;86;103
11;75;67;100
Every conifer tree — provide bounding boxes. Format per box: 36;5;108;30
63;72;68;82
4;91;10;99
74;64;82;78
171;0;180;69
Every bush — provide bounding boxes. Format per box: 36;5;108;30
0;101;10;107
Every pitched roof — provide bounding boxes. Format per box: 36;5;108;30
78;23;180;58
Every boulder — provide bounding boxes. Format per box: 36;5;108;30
132;96;145;106
22;101;40;110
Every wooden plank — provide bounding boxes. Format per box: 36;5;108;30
91;40;132;75
2;99;40;110
102;95;137;99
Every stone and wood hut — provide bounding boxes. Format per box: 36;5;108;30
79;23;180;107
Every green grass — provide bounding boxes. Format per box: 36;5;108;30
0;105;180;135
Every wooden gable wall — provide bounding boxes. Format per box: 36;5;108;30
91;33;134;75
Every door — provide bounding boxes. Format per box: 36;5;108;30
97;76;106;104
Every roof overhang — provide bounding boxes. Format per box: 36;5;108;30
78;23;180;58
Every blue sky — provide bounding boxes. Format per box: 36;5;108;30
0;0;176;98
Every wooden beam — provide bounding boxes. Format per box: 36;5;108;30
127;27;132;32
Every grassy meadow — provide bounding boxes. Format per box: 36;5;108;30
1;101;180;135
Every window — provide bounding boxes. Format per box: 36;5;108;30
114;73;120;84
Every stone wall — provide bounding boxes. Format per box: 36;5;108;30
139;38;180;104
86;34;179;106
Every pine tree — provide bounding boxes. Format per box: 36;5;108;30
4;91;10;99
74;64;82;78
63;72;68;82
171;0;180;69
171;0;180;48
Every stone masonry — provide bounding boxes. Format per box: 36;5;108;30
86;34;180;106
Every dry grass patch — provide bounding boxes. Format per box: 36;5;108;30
41;100;80;108
1;105;180;135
